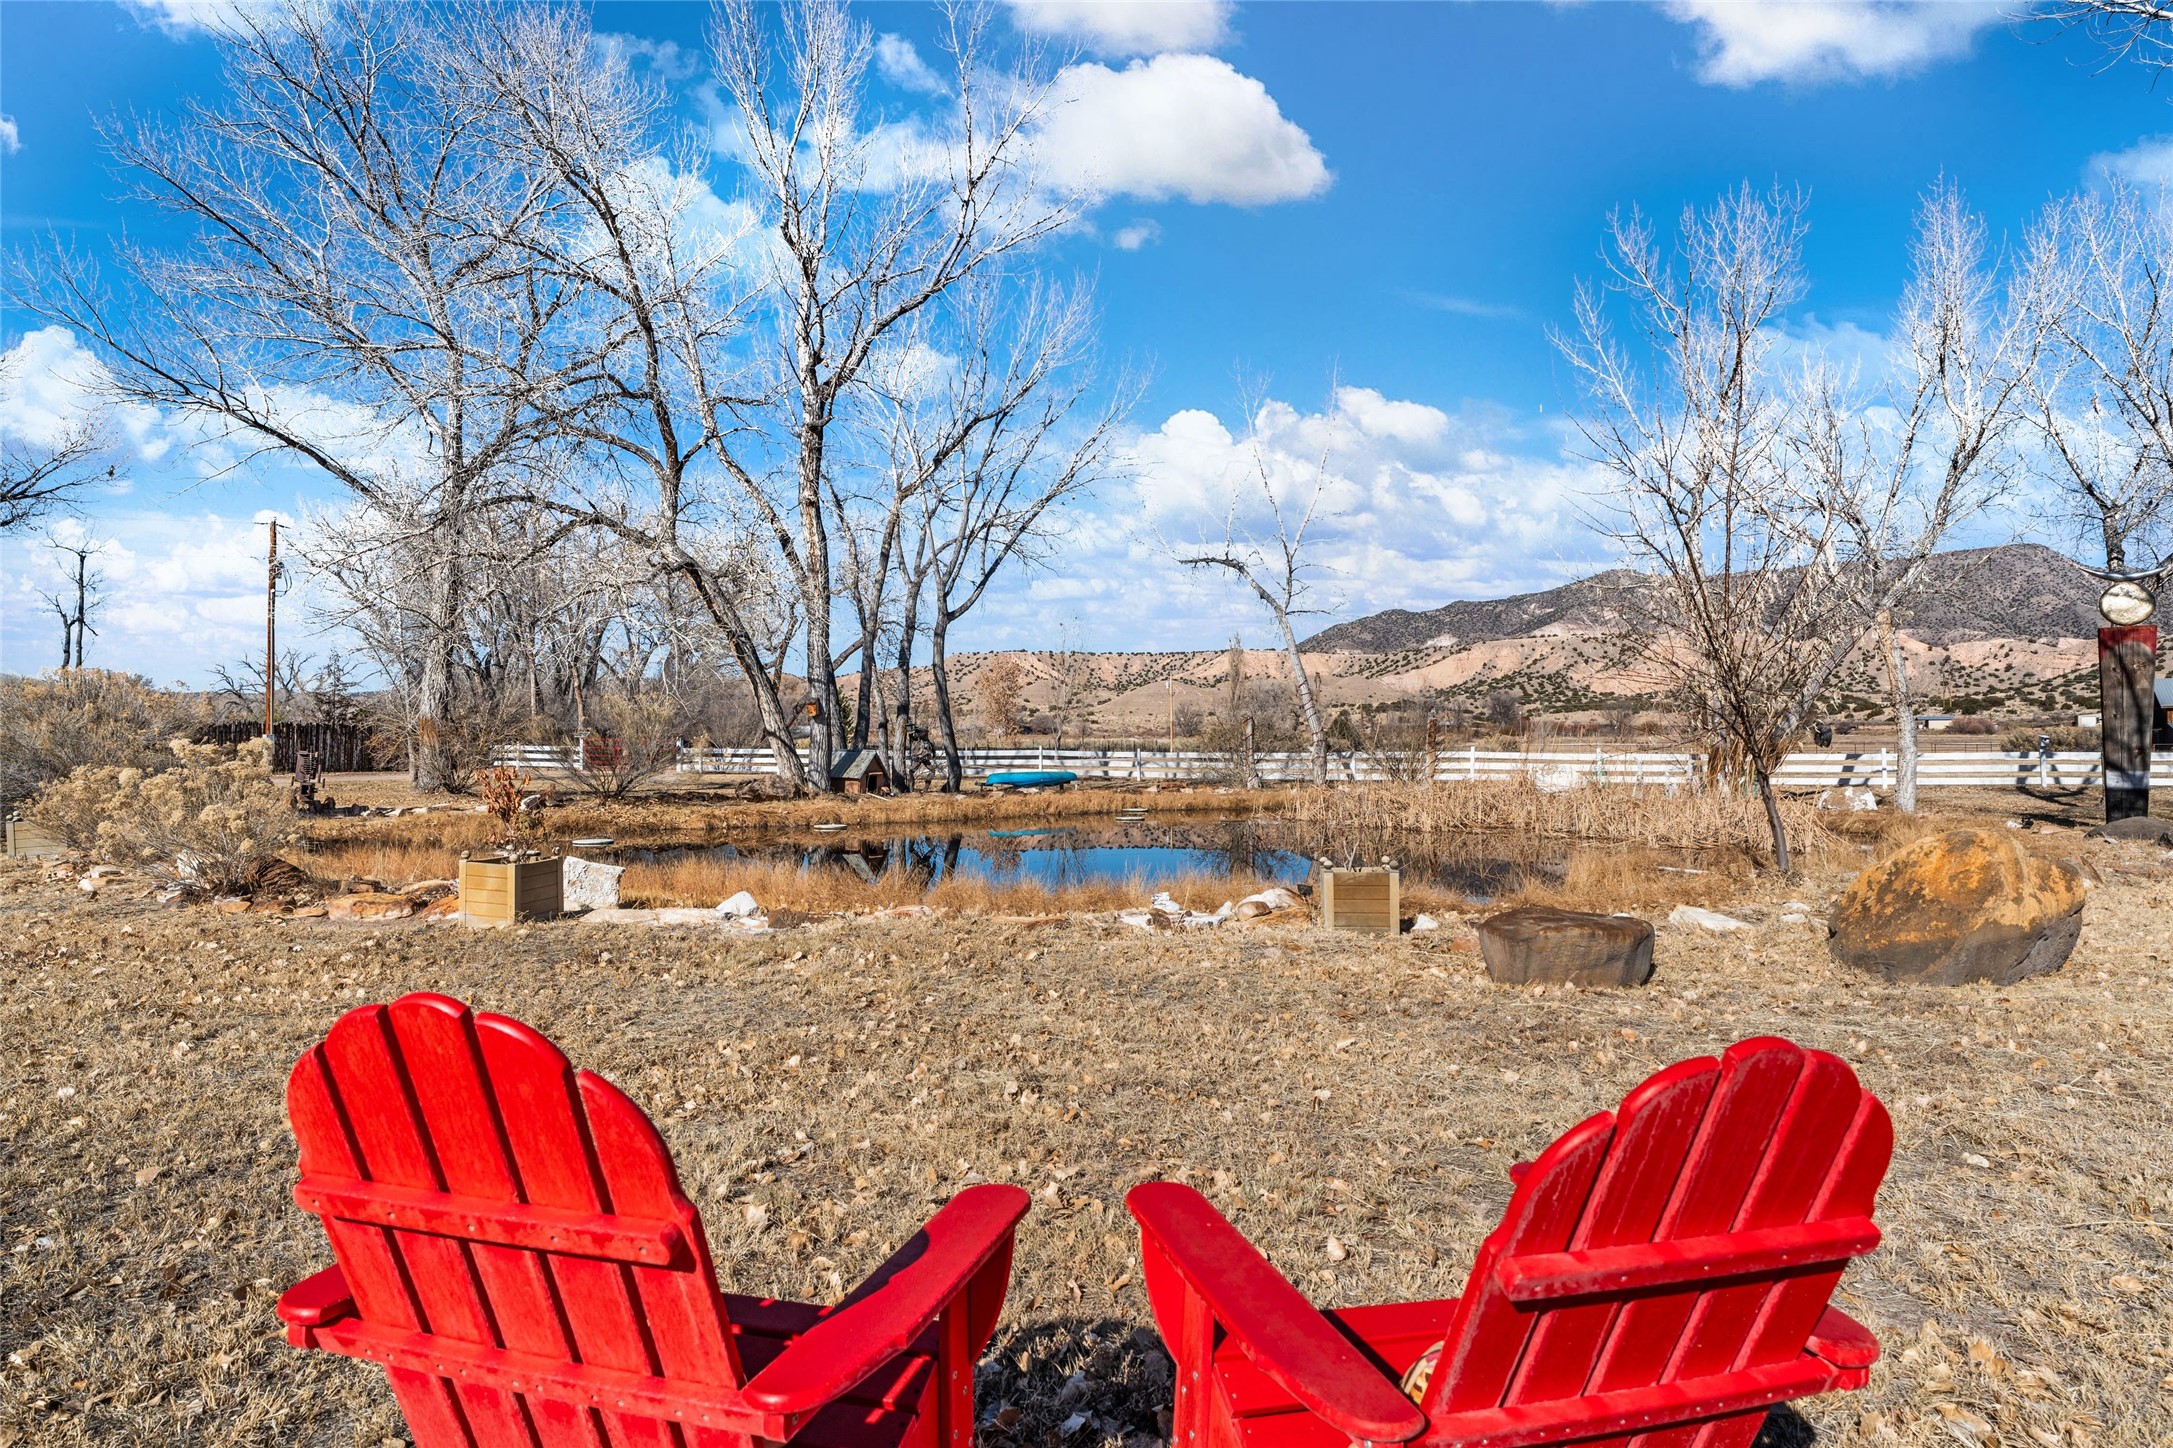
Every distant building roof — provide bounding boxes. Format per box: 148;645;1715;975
831;748;887;781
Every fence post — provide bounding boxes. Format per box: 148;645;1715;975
1879;748;1892;789
1467;745;1477;782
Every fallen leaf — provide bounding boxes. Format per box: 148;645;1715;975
1961;1152;1991;1169
1325;1236;1347;1262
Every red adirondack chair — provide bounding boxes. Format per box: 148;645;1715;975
1128;1037;1891;1448
276;992;1029;1448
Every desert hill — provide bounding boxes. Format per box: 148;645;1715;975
851;543;2132;737
1301;544;2106;654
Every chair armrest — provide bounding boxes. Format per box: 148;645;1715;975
1805;1306;1879;1369
277;1265;356;1328
1127;1183;1425;1445
740;1183;1030;1416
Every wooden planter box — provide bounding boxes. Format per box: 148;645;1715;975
459;854;562;924
1318;866;1400;935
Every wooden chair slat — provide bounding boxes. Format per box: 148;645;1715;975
1427;1113;1613;1416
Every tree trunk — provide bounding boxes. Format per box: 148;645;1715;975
1879;608;1920;814
1268;606;1329;786
930;611;963;792
1755;760;1792;874
891;590;920;789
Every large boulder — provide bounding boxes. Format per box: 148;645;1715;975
1827;830;2085;986
1478;907;1655;987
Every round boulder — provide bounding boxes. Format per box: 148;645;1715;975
1828;829;2084;986
1477;907;1655;987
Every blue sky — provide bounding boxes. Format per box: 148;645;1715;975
2;0;2169;685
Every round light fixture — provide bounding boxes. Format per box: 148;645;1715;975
2098;579;2157;627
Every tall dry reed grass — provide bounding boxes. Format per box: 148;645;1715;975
1285;778;1836;865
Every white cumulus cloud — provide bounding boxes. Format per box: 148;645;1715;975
875;34;947;94
1111;219;1162;250
1663;0;2003;87
126;0;285;38
0;115;19;155
1005;0;1232;56
2089;135;2173;189
1035;54;1330;205
1114;385;1610;629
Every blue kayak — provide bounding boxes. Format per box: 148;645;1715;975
985;770;1078;789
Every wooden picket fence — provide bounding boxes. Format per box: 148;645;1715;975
492;742;2173;789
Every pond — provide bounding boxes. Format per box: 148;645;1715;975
610;817;1661;904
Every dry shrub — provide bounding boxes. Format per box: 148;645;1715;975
0;669;204;808
28;738;298;892
565;693;689;799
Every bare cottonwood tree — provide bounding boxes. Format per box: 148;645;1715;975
1799;183;2045;811
16;0;585;789
2024;180;2173;573
1170;386;1338;785
708;0;1075;789
1561;186;1852;872
897;277;1126;789
37;532;106;669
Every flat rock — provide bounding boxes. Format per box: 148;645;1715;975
561;856;624;912
1828;829;2085;986
2086;816;2173;845
326;893;416;922
1478;907;1655;987
1668;905;1750;933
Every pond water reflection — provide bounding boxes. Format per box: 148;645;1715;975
616;817;1654;904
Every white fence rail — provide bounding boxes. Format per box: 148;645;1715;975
492;742;2172;789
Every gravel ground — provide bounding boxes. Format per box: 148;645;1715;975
3;813;2170;1448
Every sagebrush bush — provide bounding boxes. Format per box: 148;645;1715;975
28;738;299;892
0;670;205;808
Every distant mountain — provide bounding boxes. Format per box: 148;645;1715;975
1301;543;2106;654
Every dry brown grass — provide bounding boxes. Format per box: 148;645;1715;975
1285;778;1840;864
6;811;2172;1448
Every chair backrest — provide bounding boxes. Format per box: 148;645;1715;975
288;991;743;1448
1420;1036;1891;1448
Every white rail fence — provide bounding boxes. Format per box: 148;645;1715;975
491;743;2173;790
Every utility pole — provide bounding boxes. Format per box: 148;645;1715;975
264;518;281;750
